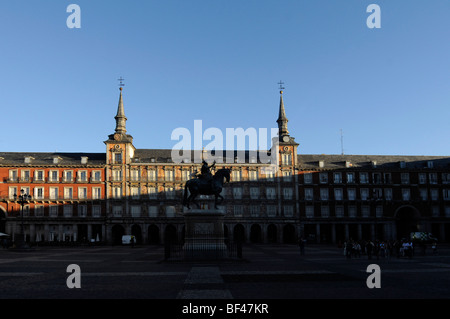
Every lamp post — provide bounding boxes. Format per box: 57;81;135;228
14;189;32;248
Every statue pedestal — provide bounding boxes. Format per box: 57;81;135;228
183;209;227;260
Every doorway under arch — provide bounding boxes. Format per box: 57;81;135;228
148;224;160;244
111;224;125;245
395;206;420;240
250;224;262;243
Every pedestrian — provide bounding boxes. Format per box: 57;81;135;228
432;242;438;255
366;240;373;260
298;237;305;256
131;235;135;248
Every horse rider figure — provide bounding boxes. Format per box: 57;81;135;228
197;160;216;186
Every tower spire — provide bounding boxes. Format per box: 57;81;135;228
115;79;127;135
276;81;289;137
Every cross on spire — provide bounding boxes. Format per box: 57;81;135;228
118;76;125;90
278;80;285;92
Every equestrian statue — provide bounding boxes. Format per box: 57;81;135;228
183;160;231;209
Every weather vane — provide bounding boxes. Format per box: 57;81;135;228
118;76;125;90
278;80;285;93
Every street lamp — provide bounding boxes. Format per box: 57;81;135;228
14;189;32;247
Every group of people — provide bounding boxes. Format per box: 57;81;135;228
342;239;437;259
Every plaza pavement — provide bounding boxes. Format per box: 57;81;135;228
0;242;449;302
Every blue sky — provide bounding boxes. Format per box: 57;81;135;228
1;0;449;155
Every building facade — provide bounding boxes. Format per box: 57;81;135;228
1;87;450;245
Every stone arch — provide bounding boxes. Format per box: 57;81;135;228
395;205;421;240
148;224;160;244
250;224;262;243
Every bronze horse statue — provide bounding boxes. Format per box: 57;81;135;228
183;168;231;209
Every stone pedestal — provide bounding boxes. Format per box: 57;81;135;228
183;209;227;260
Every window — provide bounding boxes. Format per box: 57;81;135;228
78;171;87;182
92;171;101;182
78;205;87;218
334;188;343;201
250;205;260;217
320;188;329;201
34;205;44;217
282;154;292;165
131;187;140;199
401;173;410;184
321;206;329;218
250;187;259;199
333;172;342;184
112;170;122;181
335;206;344;218
34;187;44;200
131;206;141;217
373;173;381;184
360;172;369;184
305;206;314;218
92;187;101;200
419;173;427;184
64;205;73;217
232;170;241;182
64;187;73;200
442;173;450;184
92;205;101;217
443;189;450;201
402;189;411;201
49;205;58;217
304;188;313;201
429;173;438;184
431;189;439;201
349;206;357;218
78;187;87;200
264;170;275;181
360;188;369;201
266;187;276;200
181;170;191;181
420;189;428;201
234;205;243;217
63;171;73;182
319;173;328;184
283;188;293;200
362;206;370;218
376;206;383;218
267;205;277;217
130;170;140;181
148;187;158;199
303;173;313;184
347;188;356;201
385;188;393;201
21;170;30;182
35;170;44;182
249;170;258;181
165;187;175;199
446;207;450;218
282;171;292;182
49;170;59;182
49;187;59;200
284;205;294;217
432;206;440;217
113;206;122;217
164;170;174;181
233;187;242;199
148;206;158;217
113;187;122;199
384;173;392;184
9;170;18;182
373;188;383;199
346;172;355;183
148;170;157;181
114;153;122;164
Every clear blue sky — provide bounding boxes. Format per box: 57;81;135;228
1;0;449;155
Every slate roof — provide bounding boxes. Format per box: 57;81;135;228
0;152;106;166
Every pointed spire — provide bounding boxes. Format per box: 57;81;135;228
115;87;127;134
277;88;289;137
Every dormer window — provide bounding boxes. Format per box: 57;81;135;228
53;156;62;164
81;156;88;165
24;156;34;164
